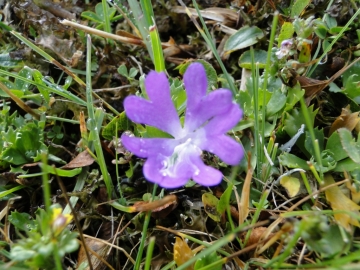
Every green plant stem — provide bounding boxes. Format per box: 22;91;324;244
134;184;157;270
300;171;315;204
196;258;227;270
144;236;156;270
149;24;165;72
53;244;63;270
102;0;111;34
46;116;80;124
40;153;51;212
160;261;176;270
299;97;323;181
127;0;153;61
86;35;114;198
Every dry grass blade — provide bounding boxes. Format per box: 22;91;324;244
61;20;144;46
172;6;238;26
0;82;40;120
239;154;253;224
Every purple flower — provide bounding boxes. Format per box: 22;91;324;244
121;63;243;188
276;39;293;59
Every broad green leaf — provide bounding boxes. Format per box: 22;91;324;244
81;11;102;23
237;90;252;116
128;67;138;78
0;78;14;97
278;152;309;170
290;0;310;18
102;112;131;140
1;148;29;165
217;184;233;214
314;21;328;39
326;131;348;161
238;49;268;69
266;90;286;117
8;211;37;232
338;128;360;164
194;251;222;270
1;122;47;165
278;22;294;46
170;77;187;114
95;2;116;22
334;158;360;172
32;69;50;105
144;125;172;138
258;89;272;108
329;26;346;35
117;64;128;77
284;86;304;112
343;74;360;103
224;26;264;53
302;215;350;258
14;66;32;91
202;193;221;222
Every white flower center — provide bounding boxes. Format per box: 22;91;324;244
160;138;202;178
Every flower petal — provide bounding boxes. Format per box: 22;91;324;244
124;71;182;136
143;154;193;188
200;134;244;165
184;89;235;132
203;103;242;135
142;139;224;188
190;156;223;186
121;134;177;158
183;63;207;111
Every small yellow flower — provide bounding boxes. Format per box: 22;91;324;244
51;207;73;235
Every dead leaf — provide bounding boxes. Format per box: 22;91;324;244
289;57;360;105
241;227;269;247
61;150;95;169
173;237;194;270
324;174;360;231
280;175;301;198
78;238;112;270
279;172;316;198
329;105;360;135
132;194;178;213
